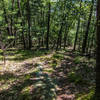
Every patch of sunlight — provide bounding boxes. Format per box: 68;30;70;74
21;86;31;94
0;55;3;60
0;66;3;70
40;57;52;62
0;83;10;91
52;53;64;60
24;74;31;80
65;55;72;59
43;68;54;73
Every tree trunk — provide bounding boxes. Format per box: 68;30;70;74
64;26;68;49
96;0;100;99
46;2;51;50
2;0;11;36
17;0;26;49
82;0;94;53
73;0;82;51
56;24;63;50
73;18;80;50
27;0;32;49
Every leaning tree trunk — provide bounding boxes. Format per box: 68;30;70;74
96;0;100;99
82;0;94;54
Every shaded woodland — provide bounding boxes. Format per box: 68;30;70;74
0;0;99;100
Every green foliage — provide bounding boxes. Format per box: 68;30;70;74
68;71;83;85
74;56;81;64
0;49;3;53
6;49;49;61
52;53;64;60
77;88;95;100
19;87;32;100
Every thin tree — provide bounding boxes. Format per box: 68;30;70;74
46;2;51;50
73;0;82;51
27;0;32;49
82;0;94;54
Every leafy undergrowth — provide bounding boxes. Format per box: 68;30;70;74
76;88;95;100
0;48;96;100
4;48;51;61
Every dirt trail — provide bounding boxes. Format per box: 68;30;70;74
0;49;93;100
0;53;54;75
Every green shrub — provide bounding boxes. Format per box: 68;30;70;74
74;56;81;64
68;71;83;85
52;53;64;60
0;49;3;53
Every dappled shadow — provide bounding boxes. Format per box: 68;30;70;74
0;49;95;100
51;50;95;100
0;72;16;82
0;70;57;100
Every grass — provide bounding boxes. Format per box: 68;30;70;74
73;56;88;64
2;48;50;61
52;53;64;60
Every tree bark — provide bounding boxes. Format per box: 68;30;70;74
2;0;11;36
73;18;80;50
27;0;32;49
96;0;100;99
82;0;94;53
17;0;26;49
46;2;51;50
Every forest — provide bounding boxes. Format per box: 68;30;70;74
0;0;100;100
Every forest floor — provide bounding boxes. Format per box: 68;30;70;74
0;47;95;100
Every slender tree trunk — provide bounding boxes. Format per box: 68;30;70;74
27;0;32;49
73;0;82;51
73;18;80;50
96;0;100;99
17;0;26;49
82;0;94;53
56;24;63;50
2;0;11;36
10;0;15;36
64;26;68;49
46;2;51;50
